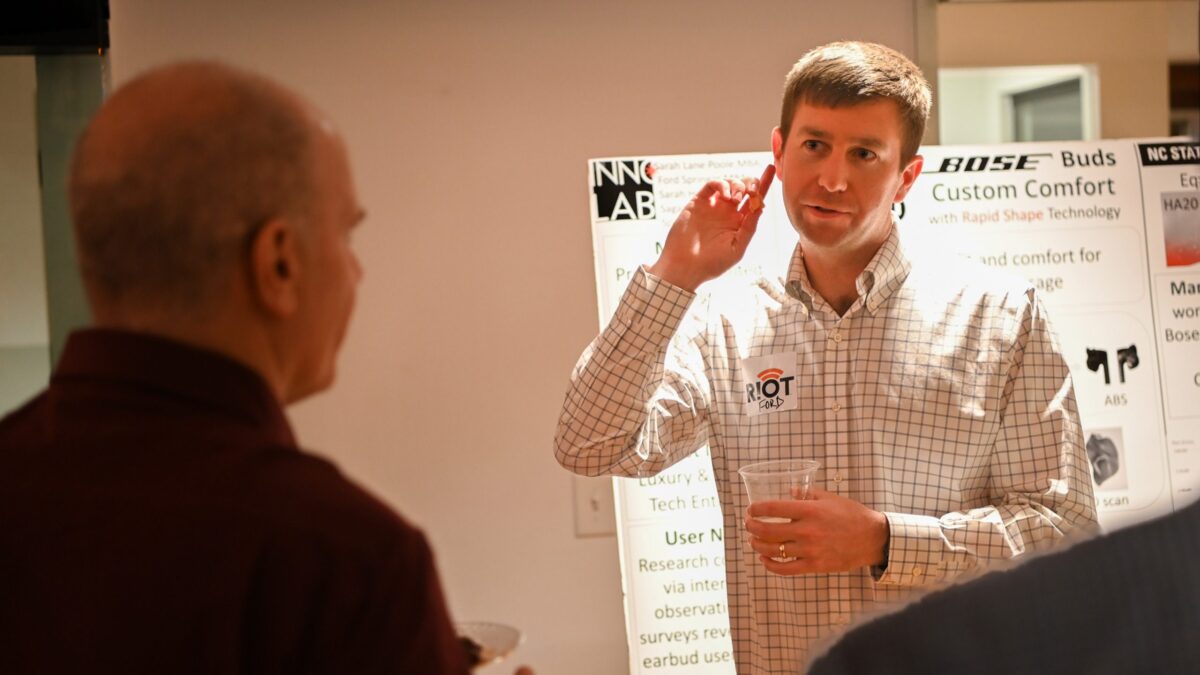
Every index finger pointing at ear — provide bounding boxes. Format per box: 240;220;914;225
745;164;776;213
757;163;775;198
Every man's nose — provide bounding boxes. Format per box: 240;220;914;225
816;155;848;193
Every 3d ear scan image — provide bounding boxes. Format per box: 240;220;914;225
1086;433;1121;486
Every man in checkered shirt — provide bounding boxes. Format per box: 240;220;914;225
555;41;1099;673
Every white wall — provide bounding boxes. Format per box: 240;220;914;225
938;0;1183;139
939;65;1099;145
938;68;1003;145
0;56;50;414
107;2;917;672
1167;0;1200;61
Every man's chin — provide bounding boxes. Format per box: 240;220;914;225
791;219;852;248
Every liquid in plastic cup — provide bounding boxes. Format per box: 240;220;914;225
737;459;821;522
738;459;820;561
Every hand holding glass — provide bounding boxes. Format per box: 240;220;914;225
738;459;820;561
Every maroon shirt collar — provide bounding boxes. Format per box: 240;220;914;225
53;328;296;447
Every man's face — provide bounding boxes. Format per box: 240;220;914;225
771;100;922;256
287;132;364;403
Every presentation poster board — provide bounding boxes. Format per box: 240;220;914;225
585;139;1199;674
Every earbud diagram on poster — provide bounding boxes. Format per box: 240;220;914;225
587;139;1199;674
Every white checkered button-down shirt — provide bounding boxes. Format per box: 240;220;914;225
555;226;1099;674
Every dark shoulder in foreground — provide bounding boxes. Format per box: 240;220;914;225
808;501;1200;675
241;443;421;551
234;446;469;674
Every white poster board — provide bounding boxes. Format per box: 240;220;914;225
585;139;1199;674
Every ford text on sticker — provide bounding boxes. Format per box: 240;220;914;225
740;353;799;416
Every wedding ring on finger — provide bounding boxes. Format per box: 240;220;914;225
772;542;795;563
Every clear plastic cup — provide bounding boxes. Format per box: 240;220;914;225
737;459;821;518
738;459;820;561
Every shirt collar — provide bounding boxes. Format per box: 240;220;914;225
783;219;912;316
53;328;296;447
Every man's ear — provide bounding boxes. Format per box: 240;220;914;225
250;217;302;317
892;154;924;204
771;126;785;180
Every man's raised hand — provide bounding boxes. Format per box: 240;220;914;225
647;164;775;292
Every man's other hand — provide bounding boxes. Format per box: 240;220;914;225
743;488;889;575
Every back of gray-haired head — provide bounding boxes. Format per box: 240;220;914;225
69;61;317;316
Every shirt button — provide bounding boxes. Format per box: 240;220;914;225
831;402;841;412
912;566;923;577
833;472;843;483
832;332;843;343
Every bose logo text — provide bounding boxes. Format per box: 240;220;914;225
926;153;1052;174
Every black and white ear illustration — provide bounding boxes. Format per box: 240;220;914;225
1086;348;1110;385
1116;345;1139;384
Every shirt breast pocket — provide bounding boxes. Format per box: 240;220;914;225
869;354;1001;495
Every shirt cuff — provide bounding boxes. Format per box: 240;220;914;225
610;265;696;340
873;512;946;587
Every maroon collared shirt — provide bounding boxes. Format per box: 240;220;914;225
0;329;468;674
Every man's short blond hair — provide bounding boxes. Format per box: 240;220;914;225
779;42;932;163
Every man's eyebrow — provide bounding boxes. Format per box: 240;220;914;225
853;136;886;150
796;125;885;149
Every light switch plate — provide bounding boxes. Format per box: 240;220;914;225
573;475;616;537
